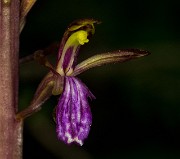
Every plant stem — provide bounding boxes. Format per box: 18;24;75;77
0;0;22;159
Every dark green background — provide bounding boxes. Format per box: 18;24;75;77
19;0;180;158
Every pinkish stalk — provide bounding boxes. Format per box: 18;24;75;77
0;0;23;159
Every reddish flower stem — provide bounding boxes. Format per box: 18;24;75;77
0;0;22;159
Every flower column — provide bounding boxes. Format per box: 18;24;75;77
0;0;22;159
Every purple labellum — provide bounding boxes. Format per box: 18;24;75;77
56;76;95;145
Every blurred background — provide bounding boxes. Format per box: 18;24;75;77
19;0;180;158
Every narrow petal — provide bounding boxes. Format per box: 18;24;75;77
57;19;99;60
56;19;99;76
56;76;95;145
72;49;150;76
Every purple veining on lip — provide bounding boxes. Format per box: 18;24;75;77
56;76;95;145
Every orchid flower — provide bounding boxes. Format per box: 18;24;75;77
17;19;150;146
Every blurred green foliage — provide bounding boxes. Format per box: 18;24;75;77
19;0;180;158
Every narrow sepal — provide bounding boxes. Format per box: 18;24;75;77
56;77;95;145
56;19;100;75
57;18;99;60
16;72;55;120
20;0;37;32
72;49;150;76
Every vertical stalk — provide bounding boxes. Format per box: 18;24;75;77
0;0;22;159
